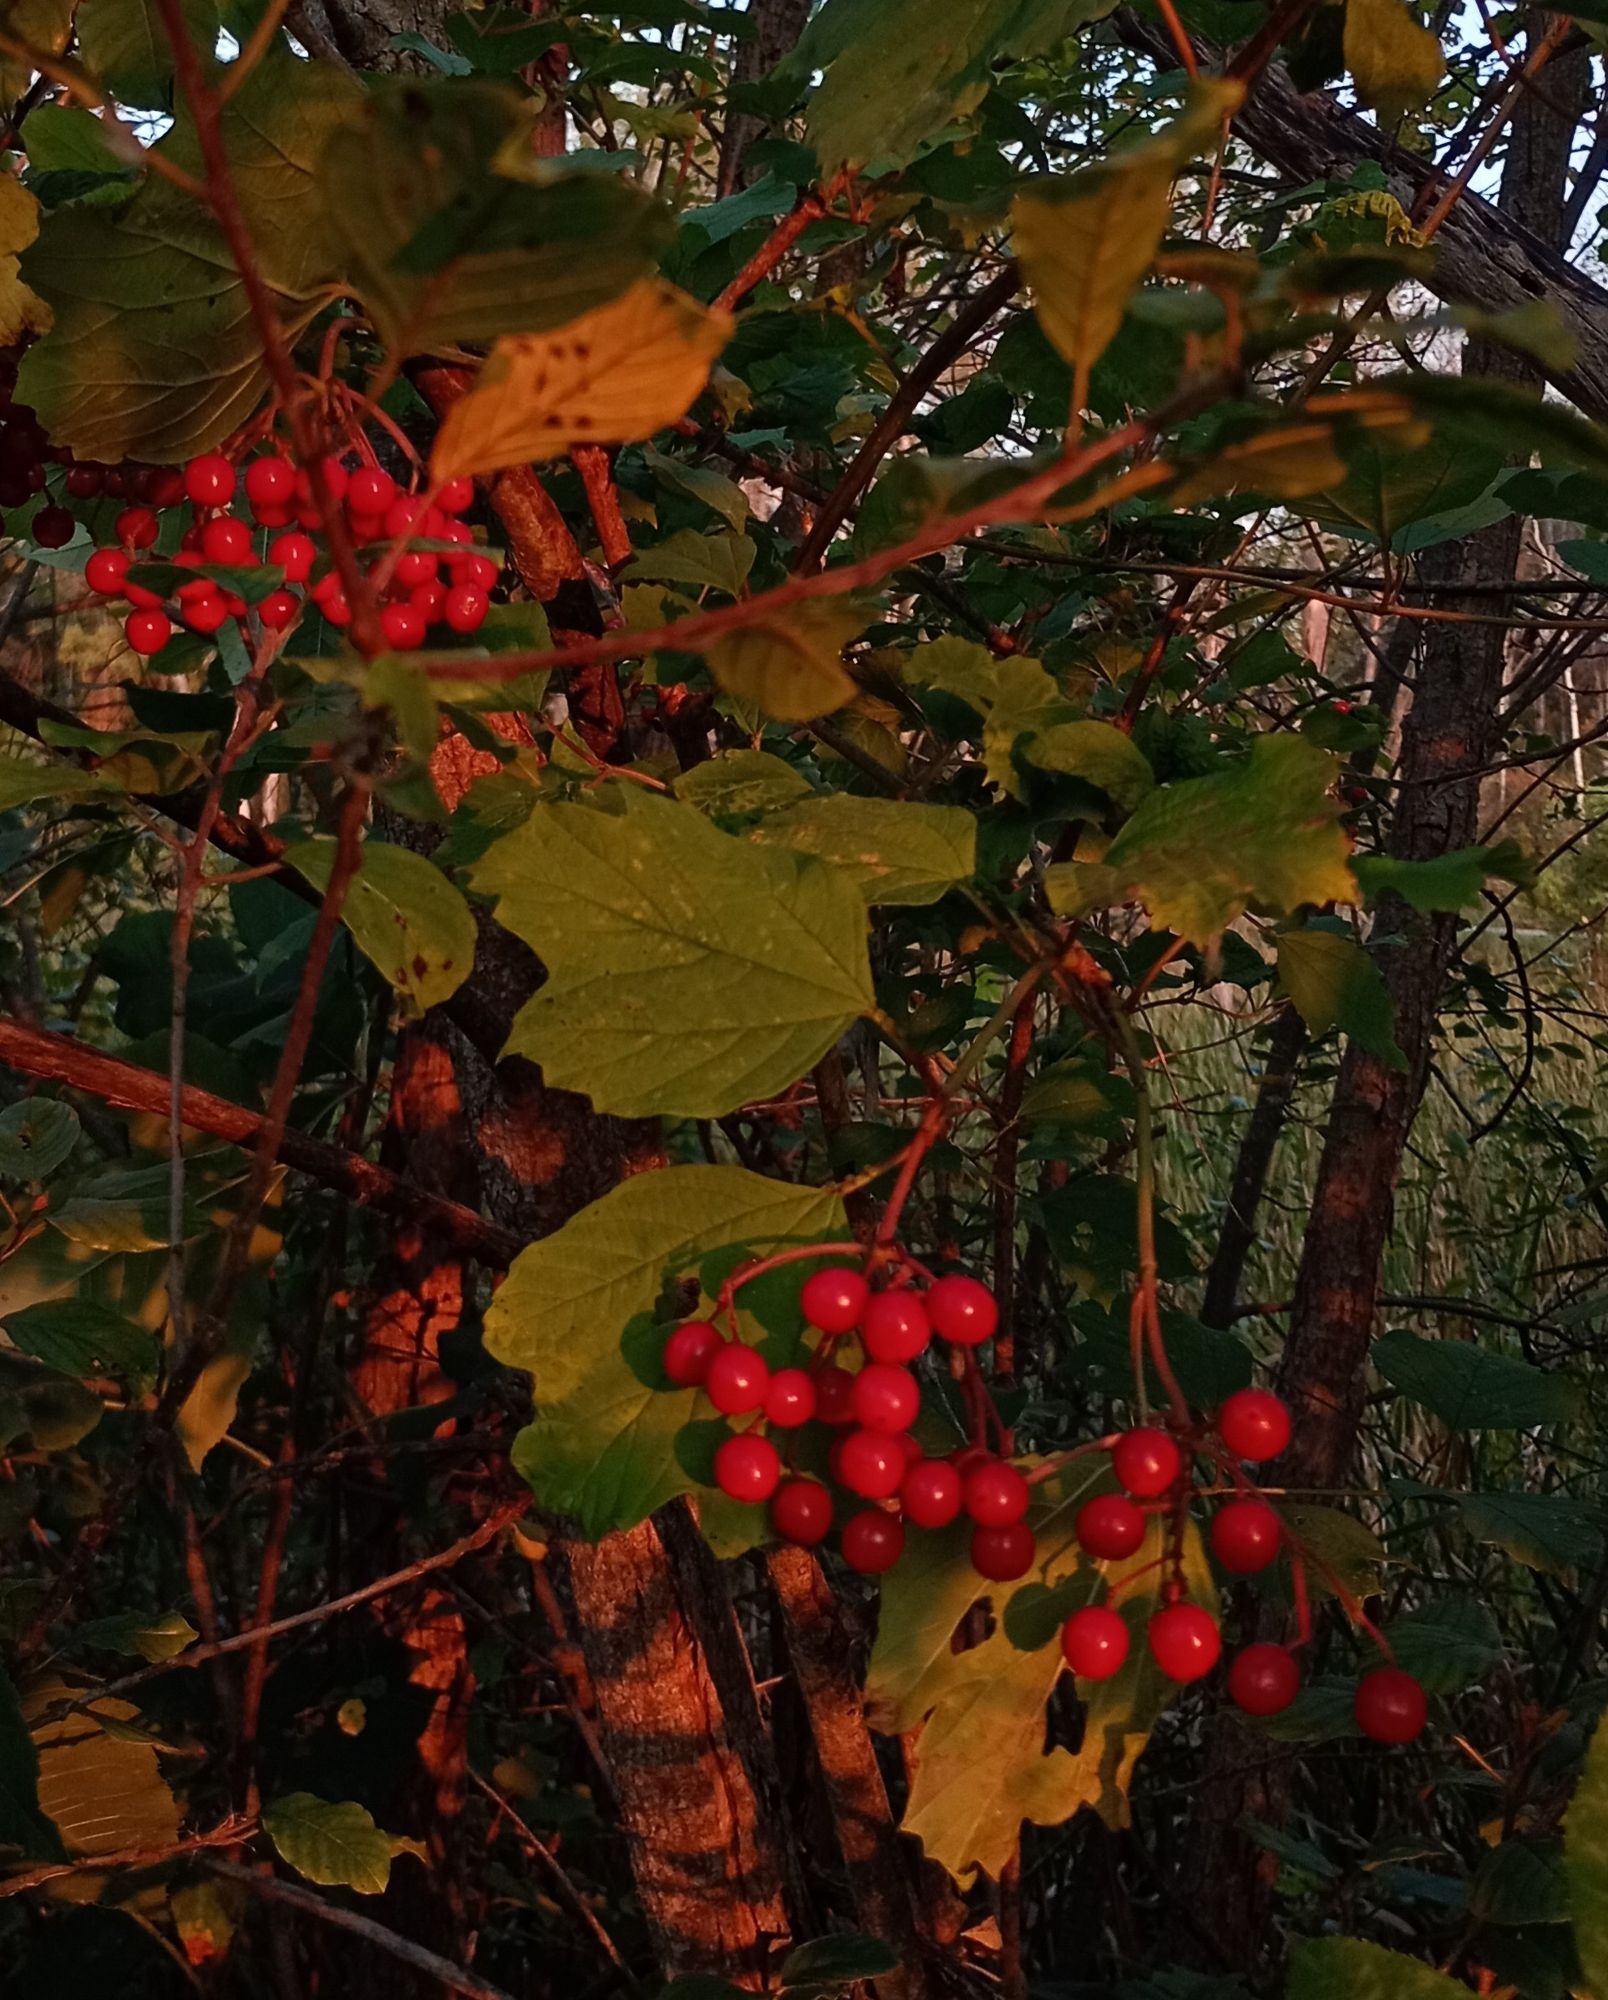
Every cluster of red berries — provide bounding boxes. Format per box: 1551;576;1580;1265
66;447;499;659
664;1263;1428;1747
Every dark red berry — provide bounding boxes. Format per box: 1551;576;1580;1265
926;1274;997;1346
705;1343;769;1416
837;1428;906;1500
1075;1493;1146;1561
970;1521;1035;1582
841;1509;903;1574
771;1479;832;1546
184;453;235;506
1355;1666;1427;1745
851;1362;919;1434
65;464;104;499
1218;1388;1290;1464
1112;1427;1182;1499
963;1458;1030;1527
1060;1605;1129;1679
861;1288;930;1364
1209;1499;1282;1575
115;505;159;551
146;467;187;509
715;1433;781;1504
125;608;171;656
1147;1603;1221;1683
664;1320;722;1387
900;1458;963;1529
811;1361;857;1426
763;1366;816;1428
1228;1643;1301;1717
800;1266;868;1335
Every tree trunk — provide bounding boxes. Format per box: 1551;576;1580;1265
718;0;814;195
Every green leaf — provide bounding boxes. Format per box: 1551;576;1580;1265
1276;927;1405;1070
1309;431;1502;548
1280;1504;1389;1598
75;0;214;106
673;749;814;821
1344;0;1446;124
262;1792;425;1896
0;1357;103;1452
622;527;756;597
644;446;750;533
779;1934;900;1988
0;1667;64;1861
0;1100;80;1179
472;789;874;1119
1382;1598;1500;1694
1472;1839;1569;1926
285;838;476;1015
1059;735;1354;946
1451;1489;1603;1577
1568;1711;1608;1997
1019;719;1155;813
1373;1330;1579;1430
1352;840;1530;912
701;602;862;723
70;1610;198;1663
749;795;976;906
1288;1937;1469;2000
0;760;108;814
2;1300;158;1391
491;1165;843;1537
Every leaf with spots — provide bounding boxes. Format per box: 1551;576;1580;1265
285;838;476;1015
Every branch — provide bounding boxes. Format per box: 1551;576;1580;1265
0;1018;521;1268
0;1817;254;1897
715;167;853;311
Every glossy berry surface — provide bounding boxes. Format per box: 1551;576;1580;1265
245;455;295;509
963;1459;1030;1527
1147;1603;1222;1683
125;609;171;656
850;1362;920;1434
1355;1666;1427;1744
925;1274;998;1346
269;531;315;583
1209;1499;1283;1575
763;1367;816;1429
861;1288;930;1363
1228;1643;1301;1717
258;589;299;630
380;602;426;650
800;1265;868;1334
116;505;159;550
201;515;253;564
347;467;396;516
900;1458;963;1529
1060;1605;1130;1680
1112;1427;1182;1498
771;1479;832;1546
837;1428;906;1501
1075;1493;1146;1561
443;584;488;634
705;1343;769;1416
86;548;130;596
184;453;235;506
714;1433;781;1504
663;1321;721;1388
970;1521;1035;1581
841;1509;904;1574
1218;1387;1291;1463
811;1362;856;1426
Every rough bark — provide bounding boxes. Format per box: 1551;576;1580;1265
1199;1004;1308;1329
718;0;814;195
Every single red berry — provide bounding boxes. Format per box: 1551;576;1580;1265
900;1458;963;1529
348;511;385;546
410;580;446;622
383;495;424;540
146;467;187;509
1228;1643;1301;1717
443;583;488;634
380;602;427;651
1060;1605;1130;1680
1075;1493;1146;1561
200;516;253;566
115;504;159;551
1112;1427;1183;1499
449;550;498;591
851;1362;920;1434
439;520;473;547
176;572;214;601
244;455;295;511
396;551;438;591
184;453;235;507
85;547;130;597
1218;1388;1291;1464
65;464;104;499
926;1273;998;1346
347;466;396;518
258;589;300;631
771;1479;832;1546
763;1366;816;1429
1333;698;1353;715
125;608;171;656
1355;1666;1427;1745
715;1433;781;1504
31;503;73;548
963;1458;1030;1528
811;1361;857;1426
268;531;315;583
705;1343;769;1416
309;567;342;604
800;1265;869;1335
321;589;351;627
837;1428;906;1500
1209;1499;1283;1575
861;1289;931;1364
841;1509;904;1575
436;475;475;514
664;1320;722;1387
970;1521;1035;1582
1147;1603;1222;1683
182;591;229;635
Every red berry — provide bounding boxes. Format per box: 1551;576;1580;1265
182;591;229;635
436;475;475;514
970;1521;1035;1582
309;567;342;604
851;1362;919;1434
396;549;438;588
65;464;104;499
714;1433;781;1504
450;550;499;592
348;512;384;546
926;1274;997;1346
705;1343;769;1416
664;1320;722;1387
115;505;159;551
1355;1666;1427;1745
1147;1603;1221;1683
800;1266;868;1335
85;547;130;597
861;1289;930;1364
347;466;396;517
440;520;474;547
201;515;253;565
771;1479;832;1546
900;1458;963;1529
1228;1643;1301;1717
383;495;424;540
443;583;488;634
321;590;351;627
1333;698;1353;715
841;1509;903;1574
295;457;348;508
1075;1493;1146;1561
268;531;315;583
1060;1605;1130;1680
837;1428;905;1500
124;608;171;656
963;1458;1030;1527
410;581;446;623
184;453;235;506
124;577;163;610
1218;1388;1291;1464
811;1361;857;1426
898;1430;925;1467
763;1366;816;1428
258;589;300;630
146;467;187;509
380;602;426;651
1112;1427;1182;1499
1209;1499;1282;1575
245;455;295;510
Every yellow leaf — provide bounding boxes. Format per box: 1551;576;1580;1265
0;178;40;257
1345;0;1446;123
702;602;863;723
431;278;731;481
0;258;52;345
